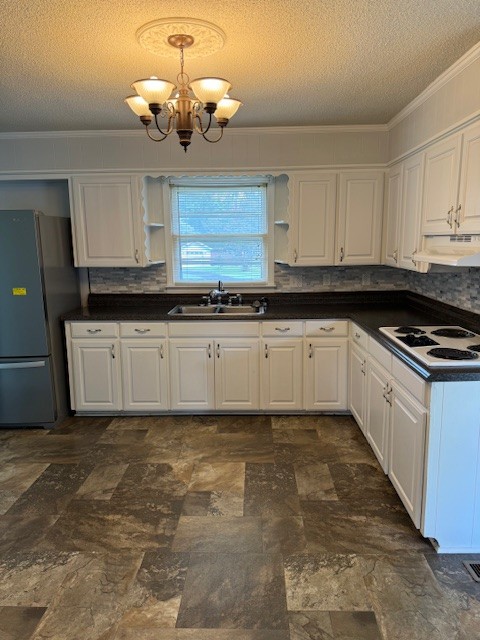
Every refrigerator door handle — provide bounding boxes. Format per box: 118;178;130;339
0;360;46;369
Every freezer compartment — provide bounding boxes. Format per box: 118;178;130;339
0;357;56;426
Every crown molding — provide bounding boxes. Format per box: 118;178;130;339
387;40;480;130
0;123;388;141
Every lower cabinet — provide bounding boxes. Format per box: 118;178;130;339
70;339;122;411
261;338;303;410
215;339;260;410
366;356;390;472
305;338;348;410
389;381;426;528
121;339;169;411
169;339;215;410
348;342;367;431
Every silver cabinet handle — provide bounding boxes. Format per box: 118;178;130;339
446;206;454;228
208;343;212;358
216;344;220;358
393;248;398;263
0;360;45;370
308;343;312;359
275;327;290;333
354;332;361;339
339;247;344;262
111;344;115;359
455;204;462;228
264;344;268;359
361;360;366;376
160;343;164;359
411;249;417;266
87;328;102;334
320;326;334;332
135;249;140;264
293;249;298;263
134;328;151;334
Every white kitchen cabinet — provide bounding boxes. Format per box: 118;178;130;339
289;172;337;265
398;152;425;270
70;339;122;411
384;163;403;267
421;135;462;234
70;174;146;267
457;120;480;233
389;380;427;528
169;338;215;410
121;339;169;411
305;338;347;411
348;342;367;434
366;356;391;472
215;339;260;410
336;171;384;264
262;338;303;410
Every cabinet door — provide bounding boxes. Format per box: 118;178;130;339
169;339;215;410
215;339;260;410
384;163;403;267
290;172;336;265
399;152;424;270
262;339;303;410
71;340;121;411
348;343;367;434
71;175;144;267
421;135;461;234
305;339;347;411
121;340;169;411
458;121;480;233
366;358;390;472
337;171;384;264
389;382;426;528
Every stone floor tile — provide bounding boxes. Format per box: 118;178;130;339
188;461;245;493
113;630;290;639
214;414;273;436
182;490;244;516
0;514;60;553
0;463;49;515
0;606;47;640
273;429;320;444
288;611;334;639
176;553;288;629
262;516;307;554
97;429;149;444
330;611;382;639
294;462;338;501
76;463;129;500
284;554;374;611
244;463;301;516
172;516;262;553
328;462;400;505
181;434;274;464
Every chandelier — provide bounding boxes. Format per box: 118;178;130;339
125;18;242;152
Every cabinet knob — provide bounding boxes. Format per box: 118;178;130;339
354;332;361;339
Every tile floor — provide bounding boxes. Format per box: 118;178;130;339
0;414;479;639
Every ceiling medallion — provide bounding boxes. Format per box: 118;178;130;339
136;17;226;58
126;18;241;152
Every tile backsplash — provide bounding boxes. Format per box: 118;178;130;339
88;264;480;315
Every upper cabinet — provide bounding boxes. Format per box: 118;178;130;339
421;121;480;235
384;163;403;267
70;174;166;268
288;172;337;265
336;171;384;265
399;152;425;270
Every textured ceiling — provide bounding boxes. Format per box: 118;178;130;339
1;0;480;132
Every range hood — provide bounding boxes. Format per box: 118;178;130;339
414;235;480;267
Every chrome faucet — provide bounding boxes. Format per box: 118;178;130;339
208;280;229;304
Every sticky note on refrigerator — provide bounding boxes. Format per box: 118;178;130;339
12;288;27;296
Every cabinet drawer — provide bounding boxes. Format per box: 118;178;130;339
368;337;392;372
262;321;303;337
392;356;426;405
305;320;348;337
168;321;259;338
350;322;368;349
70;322;118;338
120;322;167;338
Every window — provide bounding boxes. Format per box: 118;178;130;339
168;176;273;286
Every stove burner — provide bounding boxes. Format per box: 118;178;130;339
398;335;439;348
427;348;479;361
468;344;480;353
394;326;425;335
431;328;475;339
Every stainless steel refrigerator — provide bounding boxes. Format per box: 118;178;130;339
0;210;80;427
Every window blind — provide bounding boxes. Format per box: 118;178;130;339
170;182;268;284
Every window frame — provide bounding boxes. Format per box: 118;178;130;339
164;175;275;289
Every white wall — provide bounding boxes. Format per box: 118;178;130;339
0;180;70;217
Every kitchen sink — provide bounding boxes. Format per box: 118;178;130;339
168;304;265;316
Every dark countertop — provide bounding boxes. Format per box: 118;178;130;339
62;290;480;382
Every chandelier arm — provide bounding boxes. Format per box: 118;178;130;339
154;113;171;136
144;124;169;142
201;127;225;144
193;111;214;135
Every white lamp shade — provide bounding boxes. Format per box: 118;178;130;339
189;77;231;104
124;95;152;117
131;76;175;105
214;97;242;120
